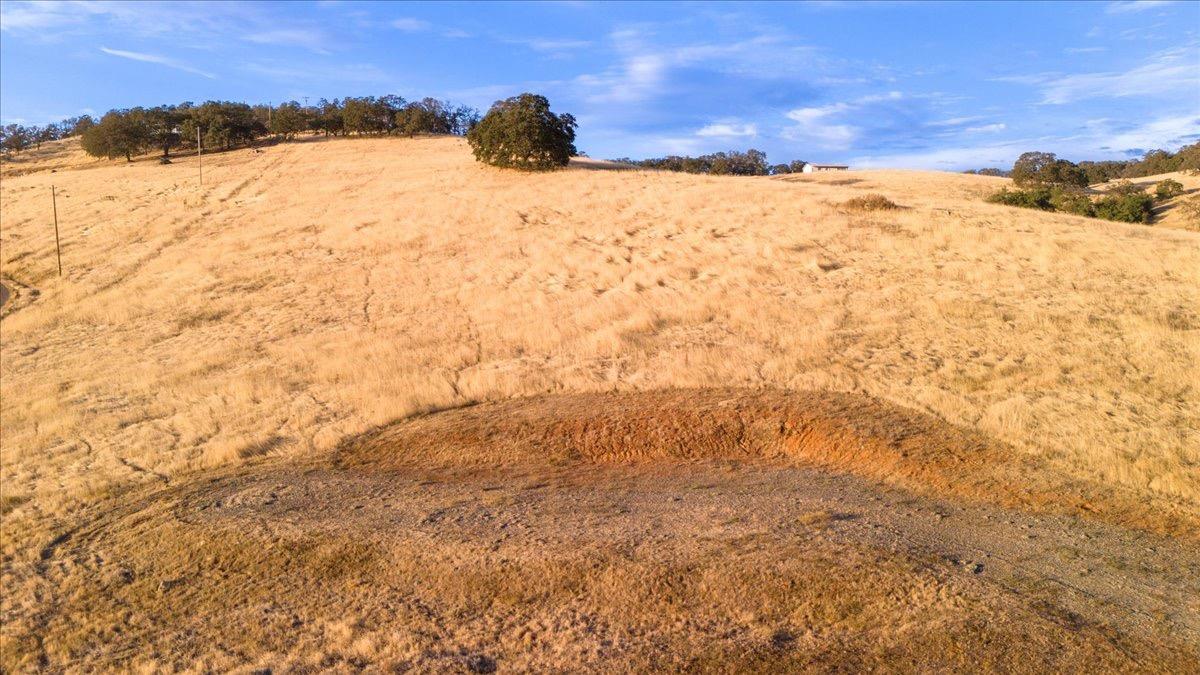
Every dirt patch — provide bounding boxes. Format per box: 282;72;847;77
5;389;1197;671
4;458;1196;672
341;389;1197;537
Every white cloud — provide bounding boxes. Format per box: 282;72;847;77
99;46;216;79
576;53;668;103
442;28;471;39
964;123;1007;133
0;1;76;30
573;27;814;105
852;112;1199;169
392;17;431;32
928;116;983;127
696;122;757;138
1099;113;1200;150
996;48;1199;104
779;92;903;150
1106;1;1173;14
244;28;329;53
521;38;592;52
782;105;858;149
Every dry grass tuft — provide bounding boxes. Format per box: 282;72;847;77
841;193;901;211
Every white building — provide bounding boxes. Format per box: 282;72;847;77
802;163;849;173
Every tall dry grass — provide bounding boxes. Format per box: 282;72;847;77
1;136;1197;518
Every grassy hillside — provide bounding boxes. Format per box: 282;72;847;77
2;135;1197;518
3;135;1199;671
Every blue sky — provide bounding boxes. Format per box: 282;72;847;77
1;0;1197;169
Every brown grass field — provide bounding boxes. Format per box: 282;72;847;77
1;136;1198;671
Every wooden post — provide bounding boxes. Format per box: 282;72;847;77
196;126;203;186
52;185;62;277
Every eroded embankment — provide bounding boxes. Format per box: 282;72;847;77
340;388;1197;537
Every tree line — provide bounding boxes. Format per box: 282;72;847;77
982;149;1198;224
612;149;811;176
1;116;96;155
966;142;1200;183
0;96;481;162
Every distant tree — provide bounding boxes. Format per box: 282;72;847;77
37;124;62;147
342;96;402;135
1010;151;1056;186
788;160;808;173
1176;142;1200;174
396;98;449;137
0;124;31;154
1010;151;1086;188
1124;149;1177;178
61;115;95;136
140;105;182;160
1077;160;1127;185
181;101;265;151
23;125;43;149
311;98;344;136
450;104;481;135
770;163;791;175
467;93;577;171
270;101;309;139
80;110;151;161
976;167;1006;177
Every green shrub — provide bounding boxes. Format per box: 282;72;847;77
986;186;1053;210
467;93;576;171
1154;178;1184;200
1094;190;1154;223
1049;188;1095;217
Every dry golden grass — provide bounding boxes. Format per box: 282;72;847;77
1;135;1197;520
4;138;1200;670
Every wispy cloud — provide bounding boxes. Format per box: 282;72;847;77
99;46;216;79
1106;1;1173;14
242;61;392;85
244;28;330;53
511;37;592;52
696;122;757;138
781;92;902;150
852;112;1197;169
392;17;432;32
0;1;77;30
964;123;1007;133
575;53;668;104
995;47;1198;104
1064;46;1106;54
928;116;983;128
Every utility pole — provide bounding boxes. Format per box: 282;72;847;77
267;102;272;129
196;126;203;186
51;185;62;277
